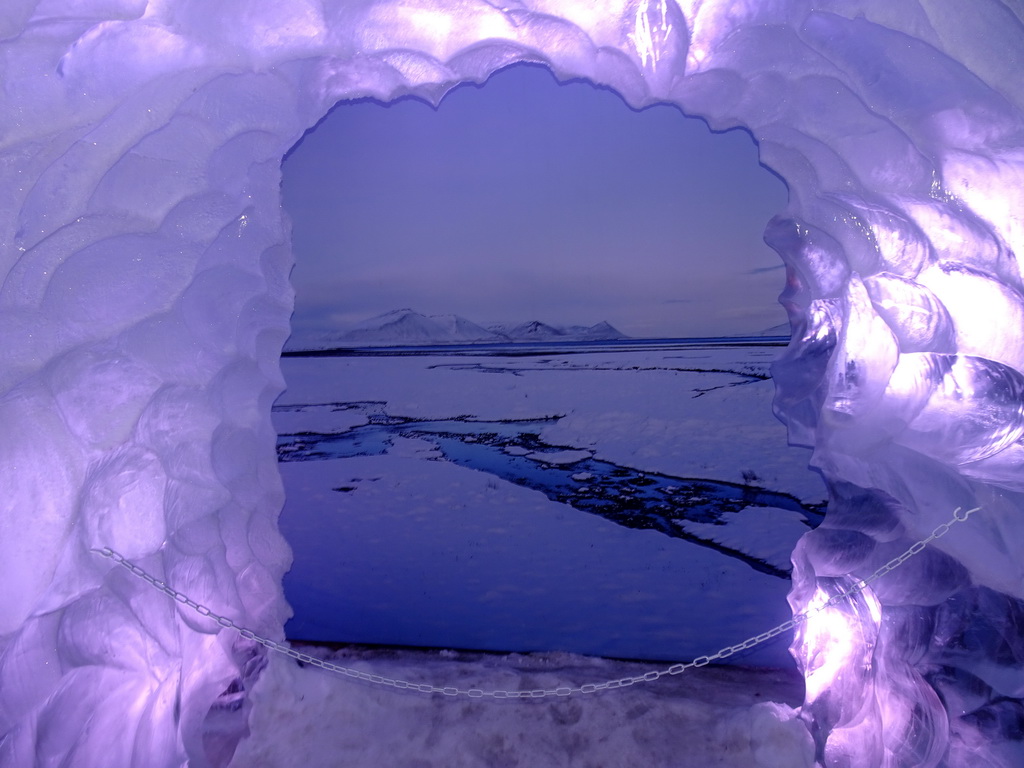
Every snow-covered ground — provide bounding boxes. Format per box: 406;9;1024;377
272;343;825;662
276;450;802;665
274;344;824;501
228;645;815;768
237;341;826;767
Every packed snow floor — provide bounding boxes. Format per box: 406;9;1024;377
228;644;815;768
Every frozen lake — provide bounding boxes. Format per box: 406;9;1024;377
273;338;826;668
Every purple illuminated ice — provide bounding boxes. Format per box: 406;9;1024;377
1;1;1023;767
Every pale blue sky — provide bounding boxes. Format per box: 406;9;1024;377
282;63;789;339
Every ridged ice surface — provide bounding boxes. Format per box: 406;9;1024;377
1;1;1023;767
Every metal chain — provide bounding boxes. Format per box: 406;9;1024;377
92;505;981;699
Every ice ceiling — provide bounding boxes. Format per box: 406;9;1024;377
1;1;1023;767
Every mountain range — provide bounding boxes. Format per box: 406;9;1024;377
287;309;628;350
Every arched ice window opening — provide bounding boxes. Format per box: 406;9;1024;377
1;2;1023;767
273;62;811;667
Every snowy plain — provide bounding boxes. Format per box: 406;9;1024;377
231;340;827;767
272;342;824;502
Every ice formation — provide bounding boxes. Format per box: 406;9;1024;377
1;1;1023;767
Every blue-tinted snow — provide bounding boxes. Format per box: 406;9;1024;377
274;340;824;667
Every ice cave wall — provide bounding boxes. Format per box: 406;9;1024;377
1;1;1023;767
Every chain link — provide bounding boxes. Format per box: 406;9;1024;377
92;505;981;699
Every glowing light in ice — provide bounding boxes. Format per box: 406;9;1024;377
943;151;1024;258
406;8;454;43
799;584;881;704
629;0;674;71
917;263;1024;373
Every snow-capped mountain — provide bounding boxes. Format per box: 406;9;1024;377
287;310;628;349
427;313;504;341
491;320;566;341
314;309;500;346
486;319;627;343
566;321;626;341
